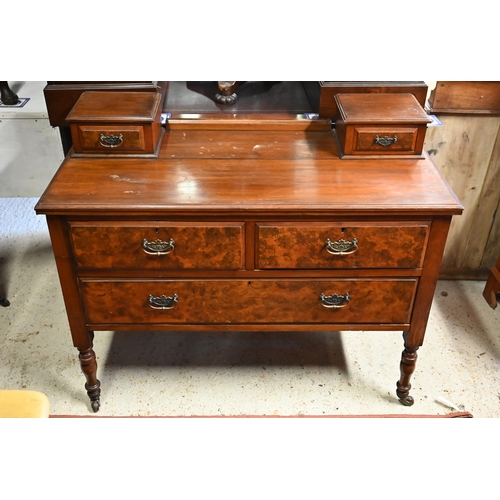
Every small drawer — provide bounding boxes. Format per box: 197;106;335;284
80;278;417;326
69;221;245;270
348;126;422;154
256;222;430;269
66;91;164;156
334;93;431;158
72;125;148;152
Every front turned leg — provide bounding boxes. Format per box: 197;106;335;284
396;337;419;406
77;338;101;413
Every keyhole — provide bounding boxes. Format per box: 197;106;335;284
155;228;159;234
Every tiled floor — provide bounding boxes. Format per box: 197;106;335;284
0;82;499;418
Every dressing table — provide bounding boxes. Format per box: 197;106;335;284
36;82;463;412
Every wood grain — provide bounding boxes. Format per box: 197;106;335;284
35;131;462;217
80;278;417;325
425;115;500;271
256;222;429;269
70;221;245;270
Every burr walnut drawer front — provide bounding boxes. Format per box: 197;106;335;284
80;278;418;326
69;222;245;270
256;222;430;269
347;126;425;155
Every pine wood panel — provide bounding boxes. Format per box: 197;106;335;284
481;129;500;267
424;115;500;276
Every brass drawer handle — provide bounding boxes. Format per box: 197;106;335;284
142;238;175;255
319;292;350;308
148;294;178;310
374;135;398;147
325;238;358;255
99;133;124;148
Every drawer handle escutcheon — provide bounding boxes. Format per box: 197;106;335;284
374;135;398;147
99;133;124;148
319;292;350;308
148;294;178;310
325;238;358;255
142;238;175;255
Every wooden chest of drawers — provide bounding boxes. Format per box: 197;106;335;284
35;113;462;413
333;93;431;158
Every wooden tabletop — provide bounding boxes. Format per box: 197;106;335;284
35;126;463;217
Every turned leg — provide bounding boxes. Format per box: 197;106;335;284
396;333;419;406
77;333;101;412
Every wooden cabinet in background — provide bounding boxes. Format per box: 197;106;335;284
428;82;500;115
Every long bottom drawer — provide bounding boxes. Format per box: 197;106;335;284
80;279;417;325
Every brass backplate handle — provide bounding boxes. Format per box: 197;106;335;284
99;133;124;148
142;238;175;255
325;238;358;255
374;135;398;147
148;294;178;310
319;292;350;308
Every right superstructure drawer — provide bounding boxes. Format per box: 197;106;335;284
69;221;245;270
256;222;430;269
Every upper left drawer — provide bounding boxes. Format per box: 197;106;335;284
68;221;245;270
66;91;164;157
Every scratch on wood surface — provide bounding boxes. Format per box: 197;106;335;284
109;175;148;184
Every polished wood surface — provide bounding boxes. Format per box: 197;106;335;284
36;91;463;412
67;91;161;122
36;128;461;216
335;93;431;124
317;81;429;118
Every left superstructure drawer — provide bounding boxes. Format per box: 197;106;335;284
69;221;245;270
66;91;164;156
73;125;149;152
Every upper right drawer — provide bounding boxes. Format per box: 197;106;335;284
255;222;430;269
334;93;431;158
